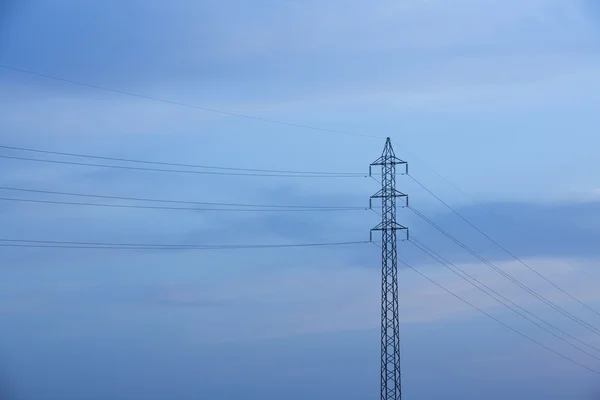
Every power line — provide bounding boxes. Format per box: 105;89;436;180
0;66;532;220
410;237;600;357
0;196;366;212
0;67;487;202
393;252;600;376
369;141;600;373
409;205;600;337
0;154;365;178
0;185;361;209
370;242;600;376
390;138;470;194
408;174;600;318
402;152;600;283
0;67;487;203
0;64;382;140
389;138;511;220
392;133;600;311
389;138;500;211
0;144;364;176
0;238;370;250
12;59;599;383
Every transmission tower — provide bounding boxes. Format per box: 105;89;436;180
369;138;408;400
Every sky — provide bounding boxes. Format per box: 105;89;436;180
1;0;600;398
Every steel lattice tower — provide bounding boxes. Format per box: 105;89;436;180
369;138;408;400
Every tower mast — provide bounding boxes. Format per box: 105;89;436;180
370;138;408;400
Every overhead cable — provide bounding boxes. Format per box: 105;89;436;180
0;144;364;176
408;173;600;318
0;64;382;140
0;238;370;250
410;237;600;357
408;205;600;336
0;154;364;178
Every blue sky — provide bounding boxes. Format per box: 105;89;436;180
2;0;600;399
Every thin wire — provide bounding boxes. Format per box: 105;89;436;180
0;155;365;178
389;138;503;214
0;185;359;209
399;257;600;375
0;239;370;250
403;155;600;283
0;197;366;212
13;64;597;337
0;64;383;140
394;133;599;304
390;139;466;189
408;174;600;318
369;175;382;185
409;205;600;336
370;241;600;376
410;237;600;357
0;144;364;176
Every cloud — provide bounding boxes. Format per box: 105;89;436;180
2;0;600;118
3;249;599;346
2;1;600;212
2;0;600;356
3;2;600;398
407;199;600;263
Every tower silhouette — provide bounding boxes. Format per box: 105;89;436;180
370;138;408;400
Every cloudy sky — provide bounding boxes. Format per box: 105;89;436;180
2;0;600;399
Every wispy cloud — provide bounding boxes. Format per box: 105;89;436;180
2;250;599;345
2;3;600;396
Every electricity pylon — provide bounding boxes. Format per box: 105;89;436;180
369;138;408;400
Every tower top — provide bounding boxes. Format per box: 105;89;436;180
370;138;407;167
382;137;395;159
